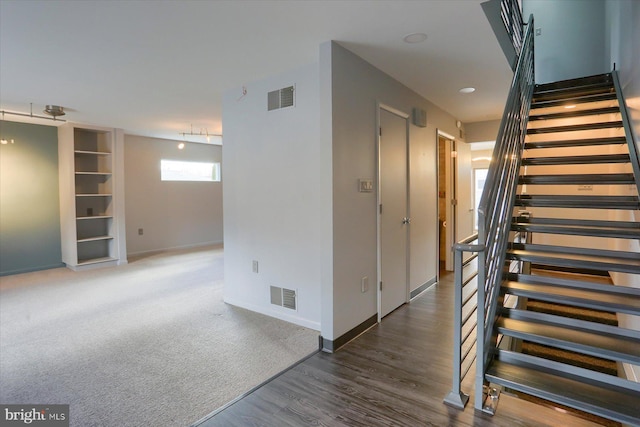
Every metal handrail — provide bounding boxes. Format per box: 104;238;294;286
474;12;535;412
444;10;534;413
611;70;640;197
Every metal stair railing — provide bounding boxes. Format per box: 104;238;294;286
476;12;535;412
611;70;640;196
501;0;524;55
444;13;535;413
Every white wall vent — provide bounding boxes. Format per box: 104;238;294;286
270;286;297;310
267;85;295;111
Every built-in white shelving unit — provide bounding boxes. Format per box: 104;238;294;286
58;123;127;270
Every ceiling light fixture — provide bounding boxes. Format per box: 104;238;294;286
43;105;66;118
179;124;221;142
0;103;67;122
1;138;15;145
178;142;185;150
403;32;428;43
459;87;476;94
564;104;576;109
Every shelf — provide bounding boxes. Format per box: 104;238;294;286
76;171;112;176
77;235;114;243
76;193;113;197
77;215;113;220
75;150;111;156
77;256;118;266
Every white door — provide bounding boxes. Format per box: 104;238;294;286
379;107;409;318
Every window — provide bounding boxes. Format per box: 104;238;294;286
160;160;220;182
473;168;488;230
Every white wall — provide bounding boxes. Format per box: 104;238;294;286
124;135;223;255
466;119;501;143
320;41;462;341
222;63;323;331
524;0;607;84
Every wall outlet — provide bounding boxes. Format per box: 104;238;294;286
138;228;144;235
252;260;259;273
361;276;369;293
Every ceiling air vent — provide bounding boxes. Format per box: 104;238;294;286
267;85;295;111
270;286;297;310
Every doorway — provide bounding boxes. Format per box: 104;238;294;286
438;133;456;272
378;105;410;318
437;132;473;272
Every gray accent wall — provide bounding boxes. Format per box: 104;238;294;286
524;0;607;84
0;120;63;275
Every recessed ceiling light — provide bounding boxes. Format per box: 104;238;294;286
403;33;428;43
564;104;576;109
459;87;476;94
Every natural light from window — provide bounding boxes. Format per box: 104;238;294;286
474;168;488;230
160;160;220;182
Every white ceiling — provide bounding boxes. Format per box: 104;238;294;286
0;0;512;144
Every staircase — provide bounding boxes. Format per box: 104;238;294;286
484;73;640;425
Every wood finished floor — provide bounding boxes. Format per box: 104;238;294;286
197;272;604;427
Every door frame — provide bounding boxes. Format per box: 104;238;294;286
436;129;457;278
376;102;411;322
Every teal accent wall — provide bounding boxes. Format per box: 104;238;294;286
0;120;63;275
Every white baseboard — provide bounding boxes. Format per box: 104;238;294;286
127;240;223;258
223;296;320;331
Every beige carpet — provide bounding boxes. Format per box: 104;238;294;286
0;245;319;427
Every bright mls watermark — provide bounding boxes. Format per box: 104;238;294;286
1;405;69;426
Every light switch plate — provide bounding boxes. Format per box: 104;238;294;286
359;179;373;193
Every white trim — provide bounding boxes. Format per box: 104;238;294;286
224;296;321;331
